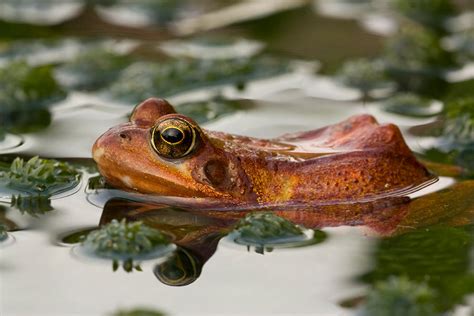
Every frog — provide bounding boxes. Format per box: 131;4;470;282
92;98;436;206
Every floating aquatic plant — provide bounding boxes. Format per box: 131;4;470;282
382;93;442;117
10;194;53;217
82;219;172;272
360;226;474;311
234;212;306;243
86;175;110;192
94;0;185;26
385;25;454;72
359;276;439;316
0;222;7;241
106;56;291;103
383;25;454;96
55;48;132;90
0;61;66;134
1;156;81;195
111;307;166;316
448;30;474;62
419;98;474;177
442;97;474;146
391;0;456;32
231;212;321;254
176;96;250;124
336;58;394;98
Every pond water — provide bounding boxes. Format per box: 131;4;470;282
1;1;474;316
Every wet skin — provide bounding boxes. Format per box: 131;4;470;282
93;98;436;206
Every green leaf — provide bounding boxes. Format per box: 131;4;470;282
391;0;456;32
0;222;7;241
56;49;132;91
176;97;251;124
360;226;474;312
10;194;53;217
106;56;291;104
112;307;166;316
1;156;81;196
382;93;441;117
0;61;66;134
337;58;393;94
360;276;439;316
82;219;171;272
233;212;307;245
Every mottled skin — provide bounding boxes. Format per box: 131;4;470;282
93;98;436;206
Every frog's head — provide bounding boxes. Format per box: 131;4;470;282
92;98;252;201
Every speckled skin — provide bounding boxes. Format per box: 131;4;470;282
93;98;436;205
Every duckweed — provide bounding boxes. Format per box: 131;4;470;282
391;0;456;32
233;212;306;245
450;30;474;61
0;61;66;134
336;58;393;96
443;97;474;146
107;56;291;103
111;307;166;316
0;223;7;241
360;226;474;311
82;219;171;272
176;97;250;124
55;49;132;90
384;25;454;72
360;276;439;316
10;194;53;217
1;156;81;195
382;93;441;117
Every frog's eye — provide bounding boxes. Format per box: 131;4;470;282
151;118;199;159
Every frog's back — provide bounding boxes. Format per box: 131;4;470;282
211;114;436;204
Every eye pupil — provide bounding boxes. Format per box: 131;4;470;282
161;127;184;144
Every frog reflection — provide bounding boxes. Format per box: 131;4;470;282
97;195;410;286
99;198;229;286
96;179;474;286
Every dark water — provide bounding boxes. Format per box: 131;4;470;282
1;1;474;315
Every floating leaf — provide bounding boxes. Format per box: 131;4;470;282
447;30;474;62
0;222;7;241
230;212;324;253
55;48;132;90
336;58;394;95
442;97;474;146
106;56;291;103
0;61;66;134
176;97;251;124
418;98;474;177
111;307;166;316
360;226;474;312
385;26;454;71
82;219;172;272
234;212;305;243
360;276;439;316
0;156;81;196
391;0;456;32
382;93;442;117
10;194;53;217
97;0;185;26
383;25;454;96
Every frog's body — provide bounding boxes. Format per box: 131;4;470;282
93;98;435;206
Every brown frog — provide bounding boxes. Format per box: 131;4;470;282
92;98;436;206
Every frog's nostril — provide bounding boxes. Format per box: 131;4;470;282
119;133;131;141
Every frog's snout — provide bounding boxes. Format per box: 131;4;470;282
92;127;116;165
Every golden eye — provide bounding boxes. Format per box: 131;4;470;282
151;118;199;159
